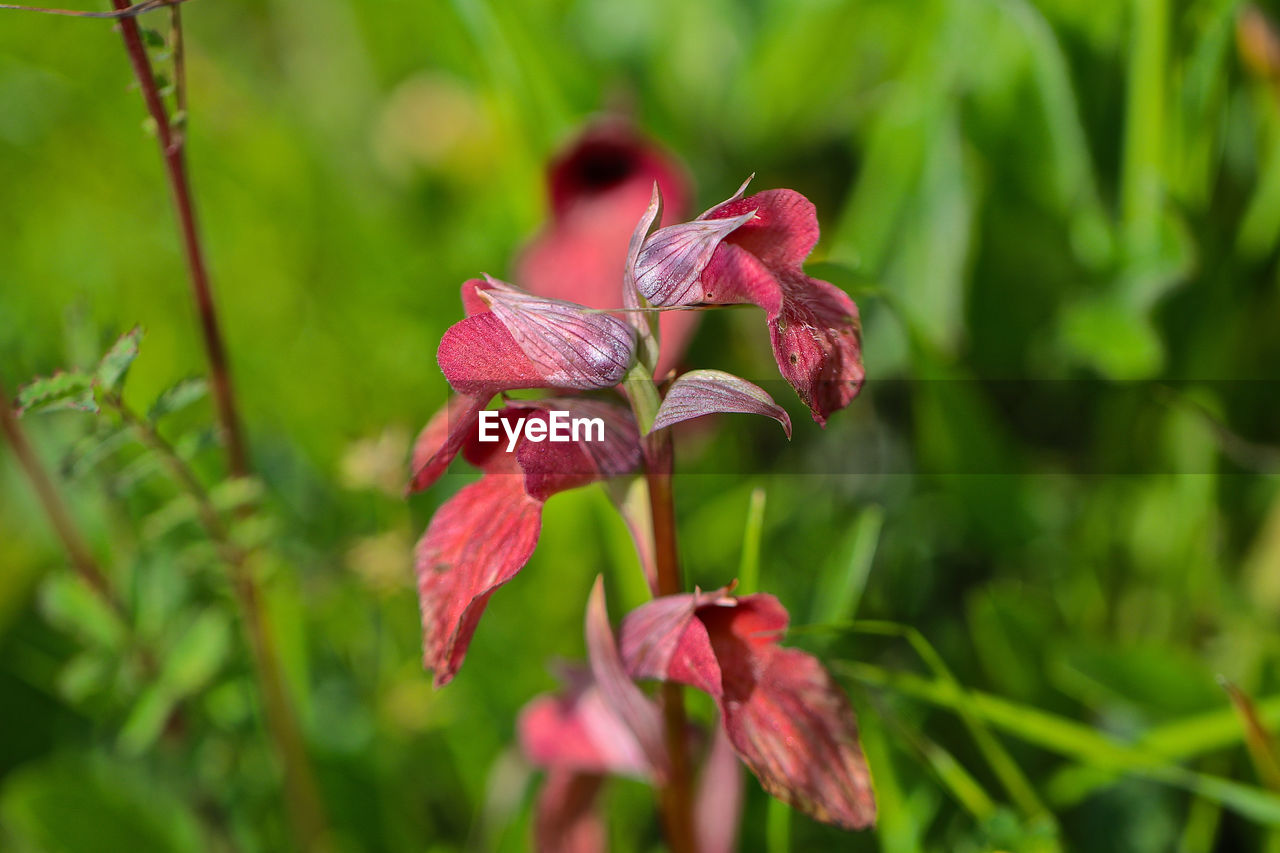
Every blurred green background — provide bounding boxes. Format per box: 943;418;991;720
3;0;1280;850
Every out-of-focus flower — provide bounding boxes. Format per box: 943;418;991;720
372;72;495;182
633;182;865;426
414;403;640;686
346;528;414;594
408;277;636;493
517;120;697;375
619;589;876;830
340;425;411;497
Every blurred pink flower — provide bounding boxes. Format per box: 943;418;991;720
517;120;697;376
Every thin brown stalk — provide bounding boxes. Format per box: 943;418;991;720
0;382;118;607
645;426;697;853
110;0;248;477
0;0;186;18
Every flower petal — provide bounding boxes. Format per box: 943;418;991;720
585;577;669;781
705;188;820;271
695;721;744;853
518;674;653;778
651;369;792;439
407;395;486;494
633;210;756;307
415;474;542;687
479;278;637;389
702;243;864;426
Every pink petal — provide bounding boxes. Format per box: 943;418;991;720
518;678;653;778
479;278;637;390
585;577;669;781
415;474;543;687
532;770;607;853
407;395;486;494
705;188;820;271
437;311;551;397
618;590;726;697
695;721;745;853
651;369;792;439
719;647;875;830
633;210;756;307
702;242;864;426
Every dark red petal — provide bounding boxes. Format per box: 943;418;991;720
585;577;669;781
533;770;607;853
719;648;875;830
415;474;543;687
705;188;820;271
480;279;636;389
702;243;864;425
651;369;792;439
460;277;493;317
545;120;690;222
407;395;486;494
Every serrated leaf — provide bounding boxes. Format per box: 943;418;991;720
95;326;142;393
15;371;97;416
148;378;207;422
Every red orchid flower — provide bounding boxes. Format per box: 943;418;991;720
520;579;743;853
414;402;640;686
633;181;865;425
408;276;636;493
517;120;697;376
619;588;876;830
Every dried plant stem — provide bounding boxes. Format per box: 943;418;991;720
0;382;118;608
105;7;328;845
110;0;248;478
645;426;697;853
109;398;330;848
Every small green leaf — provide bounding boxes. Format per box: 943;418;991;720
57;653;111;703
15;371;97;416
117;684;176;755
148;378;208;422
160;609;231;697
39;575;125;651
140;27;165;48
95;326;142;393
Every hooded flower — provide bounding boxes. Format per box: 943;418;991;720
619;588;876;830
408;277;636;493
517;120;698;375
633;182;865;425
519;579;742;853
414;402;640;686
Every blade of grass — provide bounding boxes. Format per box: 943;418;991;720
839;661;1280;825
1222;679;1280;791
737;486;766;594
856;707;925;853
808;505;882;628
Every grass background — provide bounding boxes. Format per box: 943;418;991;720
3;0;1280;850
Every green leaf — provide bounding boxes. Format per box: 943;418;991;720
15;371;97;416
0;755;203;852
95;326;142;393
39;574;125;651
140;27;166;48
146;377;206;424
117;684;177;756
160;609;231;697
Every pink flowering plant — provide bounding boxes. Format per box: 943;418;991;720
408;130;872;850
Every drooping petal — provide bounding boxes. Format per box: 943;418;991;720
719;647;876;830
651;369;792;438
532;770;607;853
704;188;820;271
407;395;486;494
633;210;756;307
585;577;669;781
619;592;876;830
478;278;637;389
518;670;653;778
415;474;542;687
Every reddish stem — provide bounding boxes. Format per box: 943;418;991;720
646;428;697;853
111;0;247;478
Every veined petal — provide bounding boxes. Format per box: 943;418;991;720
407;395;486;494
479;277;637;389
415;474;543;687
652;369;792;439
704;188;820;270
634;210;756;307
